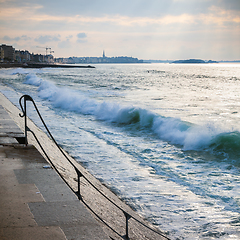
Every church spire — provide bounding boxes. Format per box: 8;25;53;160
103;50;106;58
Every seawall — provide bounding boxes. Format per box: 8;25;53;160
0;63;95;68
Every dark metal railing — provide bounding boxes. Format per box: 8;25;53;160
19;94;171;240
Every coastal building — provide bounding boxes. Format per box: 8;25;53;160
45;54;54;63
14;50;20;62
15;50;31;62
0;46;4;62
0;44;55;63
32;54;45;62
0;44;15;62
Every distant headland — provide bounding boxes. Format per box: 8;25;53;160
171;59;218;64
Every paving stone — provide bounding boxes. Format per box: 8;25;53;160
0;137;18;144
0;226;67;240
15;168;78;202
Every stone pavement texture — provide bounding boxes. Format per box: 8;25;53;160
0;104;110;240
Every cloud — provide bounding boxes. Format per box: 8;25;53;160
0;0;239;60
218;0;240;11
77;32;87;38
77;32;87;43
21;35;32;41
2;35;32;43
3;35;20;41
0;0;214;19
1;1;239;30
34;35;61;44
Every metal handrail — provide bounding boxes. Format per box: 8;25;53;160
19;94;171;240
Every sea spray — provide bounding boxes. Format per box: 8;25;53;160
24;73;42;86
152;116;189;145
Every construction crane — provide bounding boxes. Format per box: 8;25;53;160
36;46;55;63
36;46;54;56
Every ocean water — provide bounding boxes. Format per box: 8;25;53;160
0;63;240;239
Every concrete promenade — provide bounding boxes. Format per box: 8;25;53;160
0;104;110;239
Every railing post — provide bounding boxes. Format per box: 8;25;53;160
75;167;83;200
124;211;131;240
23;97;28;145
19;95;34;146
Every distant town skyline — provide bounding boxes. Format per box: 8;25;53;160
0;0;239;61
1;44;239;65
0;44;146;64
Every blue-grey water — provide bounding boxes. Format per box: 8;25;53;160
0;63;240;239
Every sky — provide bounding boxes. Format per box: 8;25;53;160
0;0;239;60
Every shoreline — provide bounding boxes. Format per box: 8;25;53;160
0;62;95;69
0;92;168;240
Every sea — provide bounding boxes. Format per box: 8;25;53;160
0;63;239;239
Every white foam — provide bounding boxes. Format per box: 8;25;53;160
24;73;42;86
152;116;187;145
152;116;226;150
183;124;218;150
95;101;121;121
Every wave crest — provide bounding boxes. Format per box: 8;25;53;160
210;132;240;158
24;73;240;157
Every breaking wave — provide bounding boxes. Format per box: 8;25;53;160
24;73;240;158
